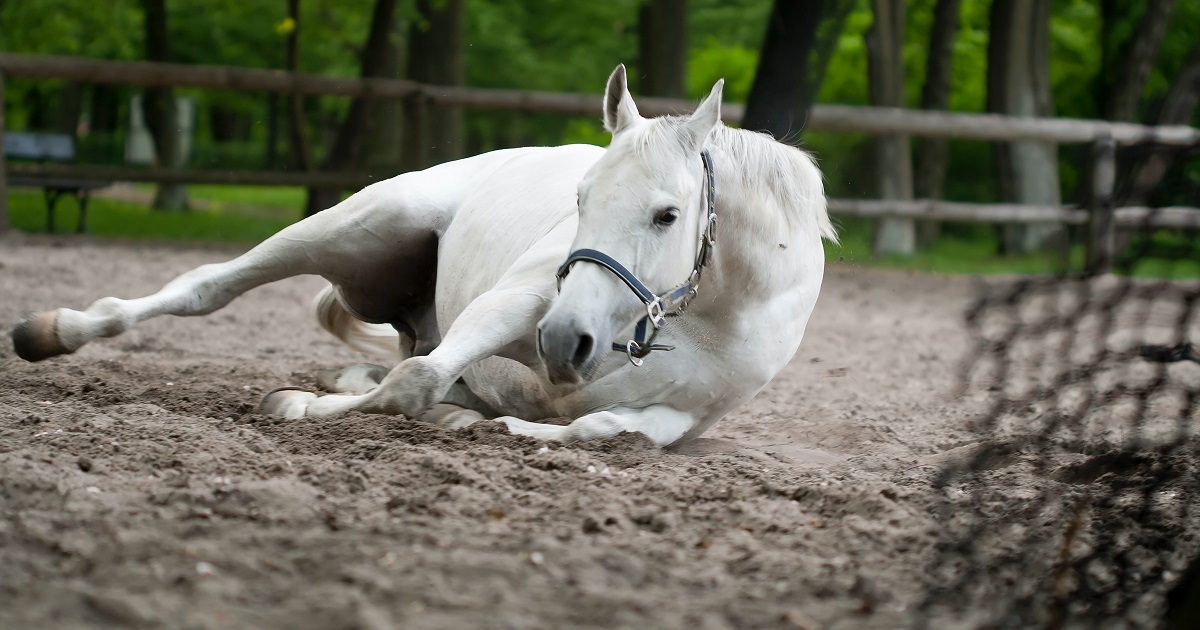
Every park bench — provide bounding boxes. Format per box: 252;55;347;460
3;131;112;233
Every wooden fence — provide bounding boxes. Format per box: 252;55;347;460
2;53;1198;271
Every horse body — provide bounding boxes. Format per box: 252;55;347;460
11;66;834;447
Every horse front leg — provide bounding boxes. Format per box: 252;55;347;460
499;404;699;447
260;278;552;421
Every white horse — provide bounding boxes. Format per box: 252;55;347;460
12;65;836;447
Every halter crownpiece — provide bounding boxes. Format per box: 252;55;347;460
555;149;717;366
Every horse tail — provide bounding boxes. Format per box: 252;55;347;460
312;284;401;361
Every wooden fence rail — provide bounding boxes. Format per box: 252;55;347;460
3;53;1200;146
1;53;1198;274
5;162;378;189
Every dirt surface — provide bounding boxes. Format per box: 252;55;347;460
1;233;1194;629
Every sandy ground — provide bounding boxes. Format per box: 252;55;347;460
1;232;1195;629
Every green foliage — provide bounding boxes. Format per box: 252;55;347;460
1050;0;1103;118
465;0;640;92
687;44;758;102
6;188;293;243
0;0;143;59
560;118;610;147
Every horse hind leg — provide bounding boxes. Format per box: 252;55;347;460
12;255;301;362
10;190;386;362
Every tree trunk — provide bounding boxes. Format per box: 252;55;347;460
90;84;119;134
637;0;688;98
401;0;465;172
55;83;84;135
362;12;406;173
1125;43;1200;206
265;93;279;169
286;0;314;174
867;0;914;256
914;0;961;248
1103;0;1176;122
141;0;187;211
743;0;853;142
305;0;401;216
987;0;1060;254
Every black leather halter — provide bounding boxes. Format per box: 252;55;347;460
555;149;717;366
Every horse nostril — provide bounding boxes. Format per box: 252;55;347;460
572;333;595;368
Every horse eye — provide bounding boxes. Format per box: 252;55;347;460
654;208;680;226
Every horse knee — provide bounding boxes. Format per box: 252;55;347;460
369;356;453;417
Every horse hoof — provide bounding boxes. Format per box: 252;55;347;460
258;387;318;419
12;311;71;362
316;363;389;394
440;409;485;430
417;403;484;430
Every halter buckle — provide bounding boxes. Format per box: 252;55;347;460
646;299;666;328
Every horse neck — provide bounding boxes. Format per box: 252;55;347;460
688;148;824;316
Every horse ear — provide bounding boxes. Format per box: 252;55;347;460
603;64;642;134
686;78;724;149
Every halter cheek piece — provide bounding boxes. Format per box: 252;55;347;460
555;149;717;367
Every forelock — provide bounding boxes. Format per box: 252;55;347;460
607;116;694;178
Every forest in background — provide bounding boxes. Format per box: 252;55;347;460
1;0;1197;256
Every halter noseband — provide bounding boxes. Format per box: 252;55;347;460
555;149;717;367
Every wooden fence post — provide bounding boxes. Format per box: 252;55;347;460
1086;135;1117;274
0;71;9;234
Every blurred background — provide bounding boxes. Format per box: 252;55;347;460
0;0;1197;275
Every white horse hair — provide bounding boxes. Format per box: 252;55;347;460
12;65;835;447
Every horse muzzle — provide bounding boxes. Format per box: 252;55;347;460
536;315;609;385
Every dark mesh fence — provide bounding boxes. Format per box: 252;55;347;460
918;198;1200;627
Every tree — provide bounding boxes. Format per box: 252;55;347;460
867;0;914;256
1102;0;1176;123
284;0;314;174
742;0;854;142
402;0;465;171
987;0;1060;254
141;0;188;211
303;0;401;216
914;0;961;247
637;0;688;98
1124;42;1200;205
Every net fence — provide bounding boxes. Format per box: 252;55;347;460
917;202;1200;627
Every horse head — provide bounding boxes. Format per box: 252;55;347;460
538;64;724;385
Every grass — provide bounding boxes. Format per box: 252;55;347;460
6;186;1198;278
826;217;1082;275
131;184;306;218
6;188;294;243
827;217;1200;279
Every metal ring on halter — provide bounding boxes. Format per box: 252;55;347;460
625;340;645;366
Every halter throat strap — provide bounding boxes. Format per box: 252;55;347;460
555;149;717;366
